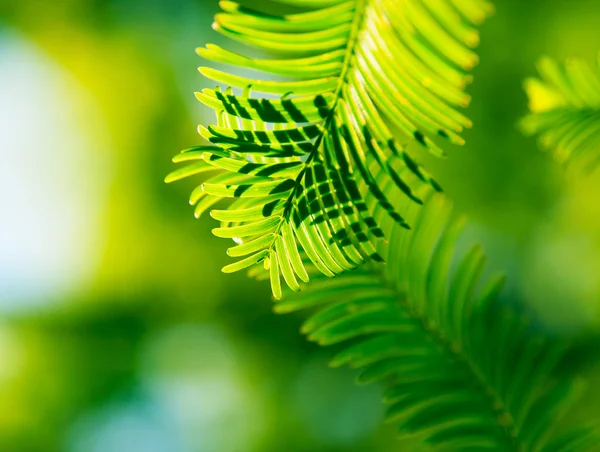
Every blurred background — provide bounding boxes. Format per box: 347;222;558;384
0;1;599;451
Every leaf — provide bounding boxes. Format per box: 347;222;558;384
521;55;600;172
539;426;598;452
169;0;491;297
277;191;598;450
221;249;269;273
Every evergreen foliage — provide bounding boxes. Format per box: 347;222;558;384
275;192;597;451
521;55;600;172
166;1;599;449
167;0;492;298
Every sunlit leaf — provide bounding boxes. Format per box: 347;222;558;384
169;0;491;297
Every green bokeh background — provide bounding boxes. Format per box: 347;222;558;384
0;1;599;451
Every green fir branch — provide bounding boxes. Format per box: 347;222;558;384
167;0;492;297
275;191;597;451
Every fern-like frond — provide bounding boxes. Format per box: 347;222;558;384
275;192;597;451
167;0;492;298
521;55;600;172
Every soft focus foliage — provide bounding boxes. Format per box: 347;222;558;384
521;55;600;172
0;1;599;451
281;192;597;450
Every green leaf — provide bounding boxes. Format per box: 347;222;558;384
169;0;491;294
227;233;276;258
278;192;596;450
212;215;282;238
221;249;269;273
521;55;600;172
275;236;300;291
539;426;598;452
269;250;282;299
164;161;213;183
